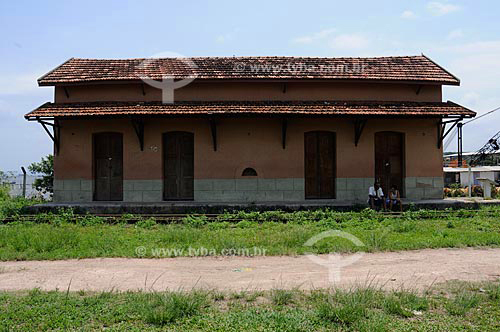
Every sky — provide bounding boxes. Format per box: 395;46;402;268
1;0;499;171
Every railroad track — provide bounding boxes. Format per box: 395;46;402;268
1;210;499;224
0;214;223;224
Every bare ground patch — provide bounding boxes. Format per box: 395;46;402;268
1;248;499;292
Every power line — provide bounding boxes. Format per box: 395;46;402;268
443;105;500;152
464;105;500;125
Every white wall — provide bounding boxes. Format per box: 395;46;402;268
1;174;50;199
459;170;495;187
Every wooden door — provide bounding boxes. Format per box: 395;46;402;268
163;132;194;200
94;132;123;201
375;132;404;197
305;131;336;199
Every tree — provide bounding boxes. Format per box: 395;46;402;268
0;170;14;187
28;154;54;194
0;171;11;200
0;170;7;183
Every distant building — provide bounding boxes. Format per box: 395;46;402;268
1;174;49;199
444;166;500;187
444;151;500;167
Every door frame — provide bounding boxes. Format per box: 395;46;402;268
304;130;337;199
92;132;123;201
374;131;406;197
162;131;195;201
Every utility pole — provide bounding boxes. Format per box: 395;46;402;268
21;167;27;198
457;122;463;167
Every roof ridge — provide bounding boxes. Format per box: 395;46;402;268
68;55;425;61
35;100;469;106
38;55;461;86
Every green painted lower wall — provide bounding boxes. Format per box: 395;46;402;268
193;178;304;202
52;176;444;203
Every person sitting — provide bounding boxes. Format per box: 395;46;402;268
368;181;386;210
386;185;402;212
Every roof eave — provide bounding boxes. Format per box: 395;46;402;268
37;77;461;87
37;58;75;86
24;113;474;121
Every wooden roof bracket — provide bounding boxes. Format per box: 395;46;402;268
437;117;462;149
131;119;145;151
415;85;423;95
63;87;70;98
141;83;146;96
282;119;287;149
210;119;217;151
354;119;367;146
37;118;61;155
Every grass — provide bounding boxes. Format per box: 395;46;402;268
1;281;500;331
271;289;295;305
316;296;368;325
0;195;41;220
445;291;482;316
1;206;500;260
143;291;209;325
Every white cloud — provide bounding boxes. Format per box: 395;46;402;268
444;40;500;54
462;91;480;105
0;73;44;96
215;35;226;43
292;28;337;44
441;41;500;93
447;28;464;40
292;29;370;51
401;10;417;19
215;29;239;44
329;34;369;50
437;39;500;150
427;2;461;16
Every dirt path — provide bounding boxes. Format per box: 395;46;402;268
1;248;500;292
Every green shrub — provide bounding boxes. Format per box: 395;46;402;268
77;215;105;226
182;215;208;228
119;214;136;224
50;208;75;225
0;185;10;201
491;185;500;199
471;185;484;197
28;155;54;195
0;196;40;219
135;218;157;229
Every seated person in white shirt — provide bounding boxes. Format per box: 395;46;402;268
368;181;386;210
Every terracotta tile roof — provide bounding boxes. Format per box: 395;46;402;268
38;55;460;86
25;101;475;119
